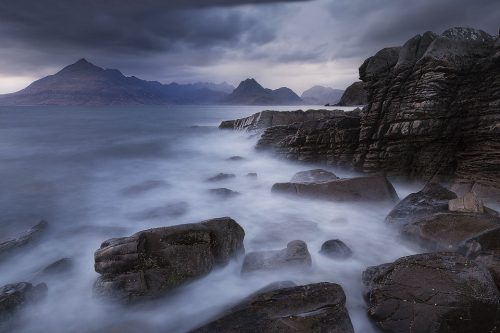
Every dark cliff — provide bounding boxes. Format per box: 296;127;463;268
252;27;500;199
336;81;368;106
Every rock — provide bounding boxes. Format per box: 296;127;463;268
189;282;354;333
363;252;499;333
386;183;500;250
449;191;485;213
94;217;245;302
241;240;312;274
219;109;344;131
128;202;189;221
226;156;245;161
386;183;457;226
246;173;257;178
0;282;47;325
120;180;168;196
336;81;368;106
401;212;500;251
272;174;399;203
208;188;240;198
290;169;339;184
32;258;73;281
0;220;48;258
205;173;236;182
320;240;352;259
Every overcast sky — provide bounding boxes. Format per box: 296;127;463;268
0;0;498;94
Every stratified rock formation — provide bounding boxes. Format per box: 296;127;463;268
222;27;500;200
93;217;244;303
363;252;499;333
190;282;354;333
219;109;340;131
336;81;368;106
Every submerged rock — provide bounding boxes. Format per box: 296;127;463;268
241;240;312;274
208;188;240;198
128;202;189;220
0;282;47;325
190;282;354;333
246;173;257;178
32;258;73;281
272;174;399;203
320;240;352;259
226;156;245;161
119;180;169;196
363;252;499;333
290;169;339;184
0;220;48;259
205;173;236;182
94;217;245;303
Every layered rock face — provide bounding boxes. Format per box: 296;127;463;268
93;217;244;302
235;28;500;199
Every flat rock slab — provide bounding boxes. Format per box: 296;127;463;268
94;217;245;303
272;175;399;203
241;240;312;274
0;220;48;259
363;252;500;333
190;282;354;333
290;169;339;184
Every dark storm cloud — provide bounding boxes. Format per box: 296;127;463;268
0;0;498;92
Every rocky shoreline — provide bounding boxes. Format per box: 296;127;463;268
1;27;499;333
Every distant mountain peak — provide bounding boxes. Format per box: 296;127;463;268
224;78;302;105
237;78;264;89
59;58;103;74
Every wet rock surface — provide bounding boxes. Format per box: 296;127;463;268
272;174;399;203
0;220;48;259
320;239;352;259
208;188;240;198
0;282;47;325
363;252;500;333
241;240;312;274
93;217;245;302
190;282;354;333
290;169;339;184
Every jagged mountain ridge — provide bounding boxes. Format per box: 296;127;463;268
223;78;303;105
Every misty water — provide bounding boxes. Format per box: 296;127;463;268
0;105;417;333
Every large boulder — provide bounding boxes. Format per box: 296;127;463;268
241;240;312;275
0;282;47;326
94;217;245;302
363;252;500;333
0;220;48;259
189;282;354;333
320;239;352;259
272;174;399;203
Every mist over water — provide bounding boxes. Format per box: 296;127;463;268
0;105;416;333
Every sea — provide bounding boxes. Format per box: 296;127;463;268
0;105;416;332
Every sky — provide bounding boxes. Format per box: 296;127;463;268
0;0;498;94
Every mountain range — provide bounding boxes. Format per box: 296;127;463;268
300;86;344;105
0;59;309;106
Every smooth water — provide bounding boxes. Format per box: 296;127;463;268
0;105;416;333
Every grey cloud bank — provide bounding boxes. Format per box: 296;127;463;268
0;0;498;93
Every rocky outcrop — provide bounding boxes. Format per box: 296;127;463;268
225;28;500;200
241;240;312;274
190;282;354;333
205;173;236;182
219;109;341;131
363;252;500;333
208;188;240;198
0;282;47;325
0;220;48;259
93;217;244;302
336;81;368;106
272;174;399;203
386;183;500;250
